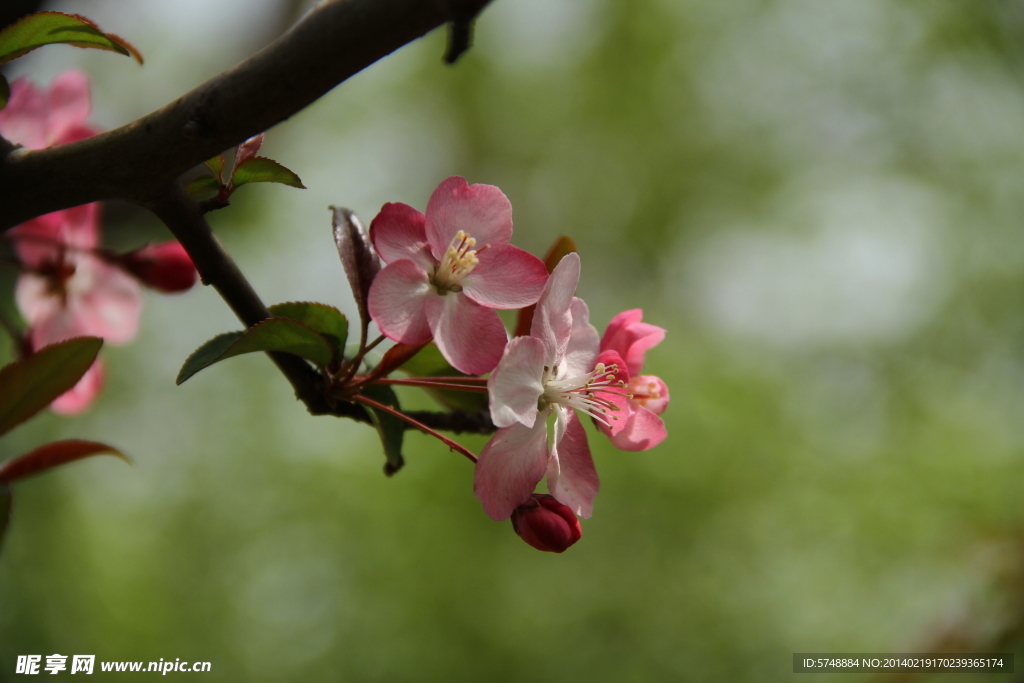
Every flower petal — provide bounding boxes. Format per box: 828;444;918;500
461;244;548;309
562;297;600;377
425;176;513;260
367;260;434;344
46;70;92;145
488;336;546;429
547;411;600;518
369;202;433;269
474;421;550;521
592;349;633;435
600;308;665;376
608;406;667;452
630;374;669;416
530;252;580;367
425;293;507;375
71;257;143;344
0;77;48;149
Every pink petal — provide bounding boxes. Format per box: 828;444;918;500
630;374;669;416
461;244;548;309
369;202;433;268
530;252;580;367
608;406;667;452
46;70;92;145
0;77;48;149
425;293;507;375
51;359;104;415
600;309;665;376
474;421;550;521
562;297;599;377
488;336;546;429
367;260;434;344
547;410;600;518
425;176;513;260
71;258;143;344
17;273;67;330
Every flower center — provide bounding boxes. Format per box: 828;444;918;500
539;362;629;427
432;230;486;293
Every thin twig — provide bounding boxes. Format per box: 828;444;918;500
356;393;478;463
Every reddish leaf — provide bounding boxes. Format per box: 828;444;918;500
514;235;577;337
235;133;264;167
0;439;128;485
331;207;381;340
0;12;143;65
0;337;102;437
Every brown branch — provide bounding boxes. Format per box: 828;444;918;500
0;0;493;230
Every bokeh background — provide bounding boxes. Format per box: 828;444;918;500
4;0;1024;680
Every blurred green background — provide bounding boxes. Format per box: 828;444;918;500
4;0;1024;680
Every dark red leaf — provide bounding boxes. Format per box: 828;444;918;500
0;439;128;485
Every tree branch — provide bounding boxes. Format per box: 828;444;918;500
0;0;492;230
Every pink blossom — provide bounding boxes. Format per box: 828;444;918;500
119;241;198;293
473;253;628;521
367;176;548;375
0;70;99;149
510;494;582;553
596;310;669;451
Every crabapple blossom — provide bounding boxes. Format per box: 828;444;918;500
510;494;582;553
367;176;548;375
595;310;669;451
473;252;629;521
118;241;198;293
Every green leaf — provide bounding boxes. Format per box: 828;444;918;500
0;74;9;111
0;12;143;66
359;384;405;476
0;337;102;437
185;174;222;198
400;343;488;412
204;154;225;179
0;439;128;485
176;319;334;385
267;302;347;360
231;157;305;191
176;332;242;385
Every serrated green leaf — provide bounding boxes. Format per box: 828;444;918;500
177;319;334;385
0;12;143;65
267;302;347;360
0;484;10;552
359;384;405;476
0;439;128;485
0;337;102;437
231;157;305;191
185;174;221;198
177;331;242;385
0;74;9;111
204;154;225;179
400;343;488;412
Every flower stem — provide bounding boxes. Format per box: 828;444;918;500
355;393;478;463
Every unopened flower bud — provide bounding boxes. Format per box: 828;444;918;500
121;241;198;293
510;494;582;553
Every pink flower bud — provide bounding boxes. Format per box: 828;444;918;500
510;494;582;553
121;241;198;293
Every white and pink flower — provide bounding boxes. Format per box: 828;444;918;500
595;310;669;451
473;253;628;520
367;176;548;375
0;70;99;149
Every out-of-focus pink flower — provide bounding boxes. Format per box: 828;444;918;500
511;494;582;553
119;241;198;293
367;176;548;375
0;70;99;149
596;310;668;451
50;359;105;415
474;253;627;521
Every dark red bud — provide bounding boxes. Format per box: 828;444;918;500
121;241;198;293
510;494;582;553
